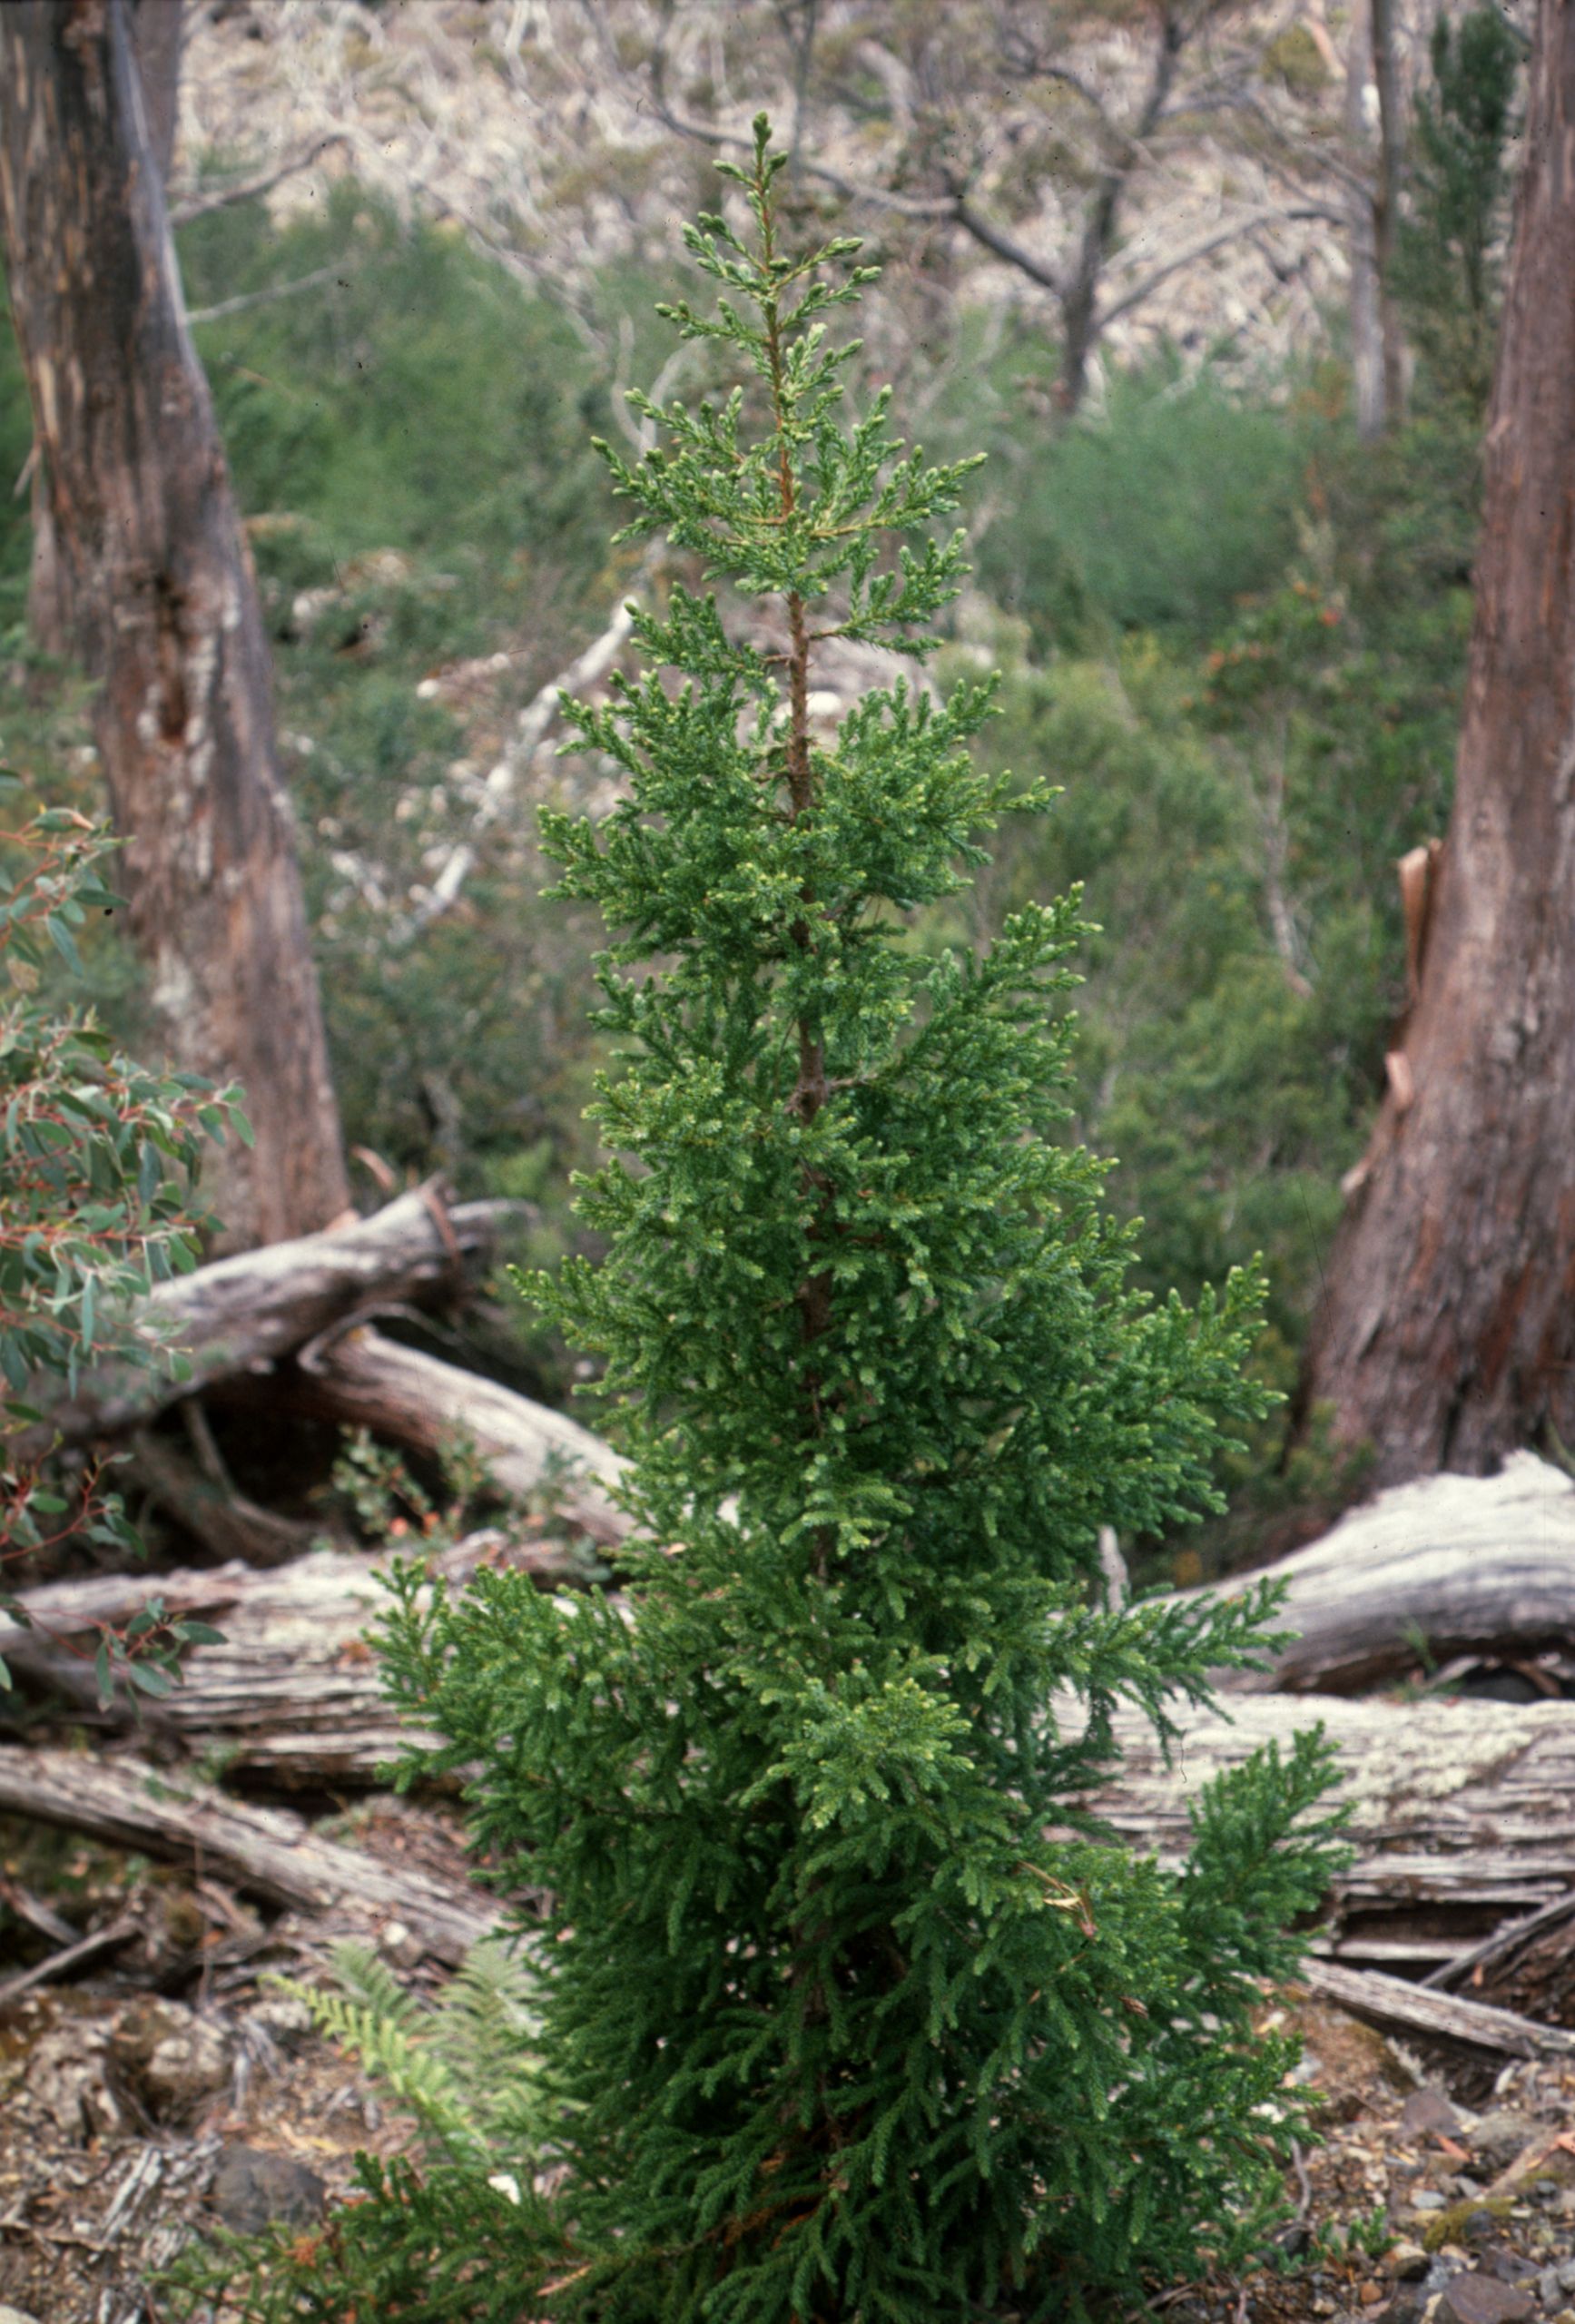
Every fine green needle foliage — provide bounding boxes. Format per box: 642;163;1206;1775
376;120;1348;2323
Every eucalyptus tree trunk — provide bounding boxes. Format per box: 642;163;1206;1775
1345;0;1387;441
1302;0;1575;1483
0;0;349;1250
22;0;184;655
1369;0;1408;424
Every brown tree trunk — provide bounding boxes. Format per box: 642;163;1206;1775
1053;0;1181;415
128;0;184;186
0;0;349;1250
23;0;182;655
1303;0;1575;1484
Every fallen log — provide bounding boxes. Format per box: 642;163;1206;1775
1297;1958;1575;2059
0;1745;498;1963
26;1186;521;1452
281;1324;629;1544
9;1550;1575;1984
0;1538;595;1787
1188;1452;1575;1695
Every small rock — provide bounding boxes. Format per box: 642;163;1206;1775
1558;2262;1575;2294
1463;2210;1499;2241
111;1998;229;2122
0;2306;44;2324
1435;2272;1534;2324
1404;2087;1466;2140
240;1990;315;2050
1470;2113;1546;2176
1414;2191;1451;2211
1386;2291;1431;2324
1539;2270;1563;2309
1359;2281;1385;2306
212;2145;326;2237
1388;2241;1432;2280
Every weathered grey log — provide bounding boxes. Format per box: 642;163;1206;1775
28;1187;519;1450
1087;1688;1575;1968
1299;1958;1575;2058
0;1746;497;1963
12;1545;1575;1985
0;1539;595;1787
1188;1452;1575;1694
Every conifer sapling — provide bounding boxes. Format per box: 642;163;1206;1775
383;119;1347;2324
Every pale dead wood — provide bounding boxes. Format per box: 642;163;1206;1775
1184;1452;1575;1695
290;1326;630;1544
0;1747;497;1963
1298;1959;1575;2058
27;1187;520;1452
0;1539;595;1787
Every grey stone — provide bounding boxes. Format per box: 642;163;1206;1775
1558;2260;1575;2293
1387;2240;1432;2280
1413;2189;1450;2211
212;2145;326;2237
1435;2270;1534;2324
0;2306;44;2324
1539;2270;1564;2309
1403;2085;1465;2140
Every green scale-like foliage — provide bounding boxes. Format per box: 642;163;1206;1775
380;121;1347;2324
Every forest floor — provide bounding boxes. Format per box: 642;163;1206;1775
4;1800;1575;2324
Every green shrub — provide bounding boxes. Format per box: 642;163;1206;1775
346;123;1346;2323
976;354;1314;645
0;785;244;1689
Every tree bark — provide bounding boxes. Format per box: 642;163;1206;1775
1345;0;1387;440
1302;0;1575;1484
0;0;349;1251
128;0;183;185
1369;0;1408;425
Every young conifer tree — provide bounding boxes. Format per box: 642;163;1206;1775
383;121;1347;2324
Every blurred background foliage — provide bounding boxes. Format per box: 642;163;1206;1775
0;12;1516;1566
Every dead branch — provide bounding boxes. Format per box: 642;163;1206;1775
1299;1958;1575;2059
0;1746;497;1963
26;1187;521;1453
167;133;348;225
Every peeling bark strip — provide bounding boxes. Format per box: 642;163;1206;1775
1302;0;1575;1484
0;0;349;1250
